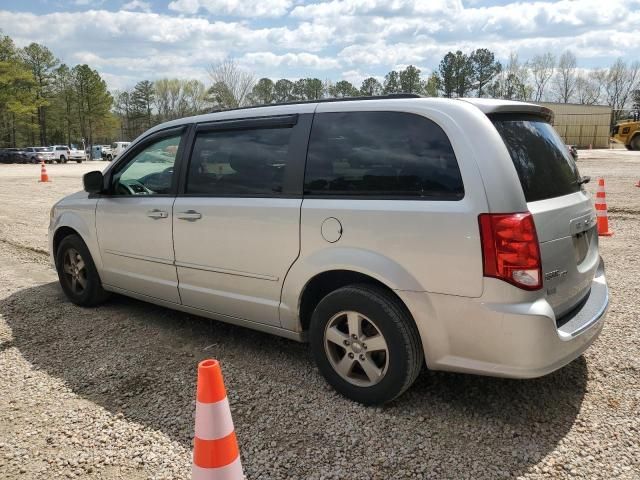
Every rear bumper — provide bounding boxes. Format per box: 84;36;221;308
398;258;608;378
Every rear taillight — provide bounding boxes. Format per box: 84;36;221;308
478;212;542;290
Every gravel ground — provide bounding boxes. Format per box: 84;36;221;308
0;151;639;479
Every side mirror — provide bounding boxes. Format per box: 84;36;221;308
83;171;104;194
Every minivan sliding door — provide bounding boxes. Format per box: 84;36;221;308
172;114;311;327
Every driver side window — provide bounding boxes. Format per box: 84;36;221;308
113;135;181;195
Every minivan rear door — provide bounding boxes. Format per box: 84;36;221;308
492;115;599;318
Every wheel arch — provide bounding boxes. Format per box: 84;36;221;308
629;131;640;150
280;247;426;334
52;226;80;262
297;269;415;334
51;208;103;272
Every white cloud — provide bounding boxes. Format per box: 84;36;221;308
122;0;152;13
168;0;293;17
74;0;105;5
1;0;640;92
241;52;341;70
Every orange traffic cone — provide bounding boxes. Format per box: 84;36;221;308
595;178;613;237
39;160;50;183
192;359;243;480
635;180;640;188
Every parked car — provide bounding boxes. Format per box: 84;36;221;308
49;96;608;405
23;147;41;163
111;141;130;161
51;145;71;163
69;145;86;163
3;148;29;163
12;148;29;163
101;145;113;161
36;147;57;163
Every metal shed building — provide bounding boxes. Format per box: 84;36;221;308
536;102;612;148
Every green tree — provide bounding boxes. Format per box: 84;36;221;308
251;78;275;105
51;64;78;146
132;80;155;129
330;80;359;98
360;77;382;96
438;51;474;98
383;70;400;94
0;39;37;147
470;48;501;97
72;64;112;147
207;80;236;110
423;72;440;97
274;79;294;103
20;43;58;145
303;78;324;100
399;65;423;94
292;79;307;100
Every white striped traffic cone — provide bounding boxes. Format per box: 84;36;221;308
192;359;244;480
595;178;613;237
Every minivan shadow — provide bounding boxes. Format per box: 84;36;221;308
2;282;588;479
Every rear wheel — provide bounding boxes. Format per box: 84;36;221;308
55;234;110;307
60;155;67;163
630;135;640;151
309;284;423;405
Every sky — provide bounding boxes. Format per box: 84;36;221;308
1;0;639;91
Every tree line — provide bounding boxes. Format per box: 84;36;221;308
234;50;639;118
105;50;640;141
2;29;639;147
1;33;115;148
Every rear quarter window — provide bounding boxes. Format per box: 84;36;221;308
491;115;582;202
304;111;464;199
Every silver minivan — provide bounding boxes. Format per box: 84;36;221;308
49;96;608;404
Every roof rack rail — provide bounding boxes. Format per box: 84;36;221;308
210;93;422;113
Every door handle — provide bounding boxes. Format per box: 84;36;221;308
147;209;168;219
177;210;202;221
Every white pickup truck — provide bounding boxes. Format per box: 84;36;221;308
68;145;86;163
111;141;130;161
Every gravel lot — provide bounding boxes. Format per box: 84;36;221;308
1;151;639;479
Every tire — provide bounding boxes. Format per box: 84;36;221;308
55;234;110;307
107;154;113;161
309;284;424;405
76;159;83;163
630;135;640;151
60;155;67;163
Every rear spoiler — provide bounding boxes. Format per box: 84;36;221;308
458;98;554;123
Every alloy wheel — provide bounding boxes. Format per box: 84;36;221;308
62;248;87;295
324;310;389;387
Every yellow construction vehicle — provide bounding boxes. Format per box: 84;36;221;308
611;118;640;150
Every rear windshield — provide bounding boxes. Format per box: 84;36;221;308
492;115;581;202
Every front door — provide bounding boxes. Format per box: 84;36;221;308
172;116;308;326
96;130;184;303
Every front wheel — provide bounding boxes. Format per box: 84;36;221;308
630;135;640;151
309;284;424;405
55;234;110;307
60;155;67;163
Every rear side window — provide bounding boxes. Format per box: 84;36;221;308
304;111;464;199
492;116;582;202
186;127;292;195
